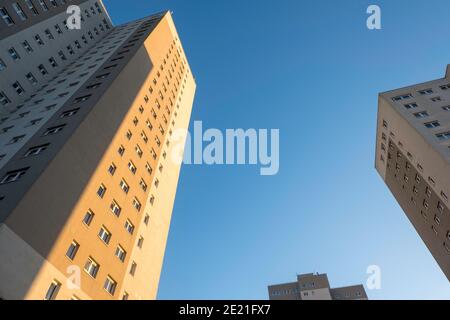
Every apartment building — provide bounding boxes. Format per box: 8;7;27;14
0;0;196;300
268;273;368;300
375;65;450;281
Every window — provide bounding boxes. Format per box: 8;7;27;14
1;168;29;184
83;210;94;226
119;179;130;194
125;220;134;234
438;201;445;213
45;29;54;40
132;198;142;211
431;96;442;102
0;7;14;26
108;163;116;175
135;145;143;158
0;59;6;71
115;245;126;262
38;0;49;11
8;135;25;144
58;50;66;61
129;262;137;276
128;161;137;174
14;111;26;119
98;226;111;244
86;83;101;90
139;179;147;192
43;104;56;111
43;124;65;136
49;57;58;67
404;103;418;110
96;73;109;80
432;225;438;235
26;72;38;85
22;40;33;53
425;121;440;129
104;277;117;296
429;177;436;186
0;125;13;134
54;24;62;34
150;148;157;160
392;94;412;101
12;3;27;21
118;145;125;156
97;184;106;198
137;236;144;248
0;92;10;105
419;89;433;95
44;281;61;300
8;47;20;60
61;108;79;118
141;131;148;143
74;95;91;103
66;241;79;260
38;64;48;75
122;292;129;300
144;214;150;225
12;81;25;95
126;130;132;140
66;45;75;55
440;84;450;90
110;200;121;217
25;144;49;157
414;111;428;119
84;257;99;278
426;187;432;198
436;132;450;141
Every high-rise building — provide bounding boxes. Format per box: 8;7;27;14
375;65;450;281
268;273;368;300
0;0;196;300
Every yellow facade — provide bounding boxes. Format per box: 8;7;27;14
0;12;196;300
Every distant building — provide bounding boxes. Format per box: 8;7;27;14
268;273;368;300
375;65;450;281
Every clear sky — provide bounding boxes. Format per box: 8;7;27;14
103;0;450;299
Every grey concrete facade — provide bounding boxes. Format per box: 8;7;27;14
376;66;450;281
0;0;112;113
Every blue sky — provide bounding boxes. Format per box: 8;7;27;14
104;0;450;299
